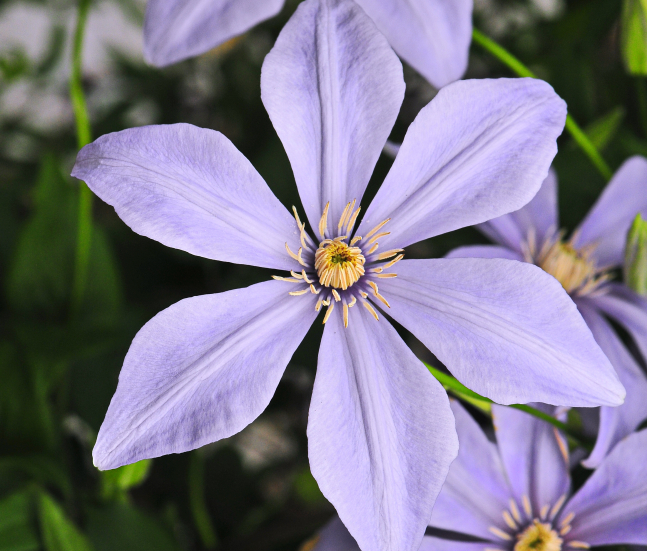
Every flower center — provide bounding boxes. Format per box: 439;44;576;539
274;200;404;328
514;520;562;551
315;239;365;289
524;231;610;296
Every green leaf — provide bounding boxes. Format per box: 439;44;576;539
6;154;122;324
86;503;179;551
37;494;91;551
100;460;152;501
583;106;626;151
38;493;92;551
621;0;647;75
625;213;647;294
0;490;39;551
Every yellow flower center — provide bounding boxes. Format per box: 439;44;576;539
514;520;563;551
314;238;365;290
525;232;610;296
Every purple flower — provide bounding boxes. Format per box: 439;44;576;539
309;401;647;551
72;0;623;549
448;159;647;467
144;0;472;89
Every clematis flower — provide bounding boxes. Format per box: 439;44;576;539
309;401;647;551
72;1;624;549
143;0;472;89
448;159;647;467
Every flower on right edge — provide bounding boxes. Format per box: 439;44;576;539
307;401;647;551
448;161;647;467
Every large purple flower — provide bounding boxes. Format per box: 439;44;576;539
448;159;647;467
309;401;647;551
144;0;472;89
72;0;624;549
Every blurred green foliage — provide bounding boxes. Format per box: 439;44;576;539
1;0;647;550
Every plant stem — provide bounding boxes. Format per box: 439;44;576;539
426;364;591;450
188;452;218;549
70;0;93;317
471;28;613;181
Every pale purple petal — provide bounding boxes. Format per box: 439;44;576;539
491;404;570;515
577;299;647;468
429;401;512;540
354;0;472;89
356;79;567;251
261;0;404;230
378;258;625;406
308;305;458;551
445;245;524;261
143;0;284;66
593;285;647;365
420;539;491;551
93;281;317;470
72;124;301;271
310;517;360;551
559;429;647;546
574;156;647;268
479;169;559;253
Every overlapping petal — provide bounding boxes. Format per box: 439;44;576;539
355;0;472;89
577;300;647;468
72;124;301;271
356;78;567;251
261;0;404;230
430;401;511;540
143;0;285;67
445;245;524;261
378;258;624;406
573;156;647;268
491;404;570;514
308;305;458;551
310;517;361;551
93;281;317;470
560;429;647;546
593;285;647;364
479;169;559;253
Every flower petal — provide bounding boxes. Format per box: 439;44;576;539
143;0;284;66
93;280;317;470
309;517;360;551
378;258;625;406
479;169;559;253
261;0;405;230
491;404;570;517
72;124;301;271
574;156;647;268
308;305;458;551
593;284;647;365
354;0;472;89
445;245;524;261
356;78;566;250
559;429;647;546
429;401;512;540
420;540;491;551
577;299;647;469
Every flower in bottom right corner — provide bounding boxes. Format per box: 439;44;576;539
306;400;647;551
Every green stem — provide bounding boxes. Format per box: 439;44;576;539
188;452;218;549
425;364;591;450
471;28;613;181
70;0;93;317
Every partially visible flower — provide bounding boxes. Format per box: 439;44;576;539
143;0;472;89
309;401;647;551
448;160;647;467
72;1;623;550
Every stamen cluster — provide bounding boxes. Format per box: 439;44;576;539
522;230;610;296
273;199;404;328
486;494;589;551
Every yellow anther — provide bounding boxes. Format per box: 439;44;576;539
489;527;512;541
367;231;390;245
332;289;341;302
364;219;390;240
343;303;349;328
289;289;310;296
315;239;365;290
368;243;379;255
376;249;404;260
376;273;397;279
323;301;335;324
350;236;362;246
346;206;361;235
567;542;589;549
503;511;517;530
319;202;330;239
514;520;562;551
363;301;379;320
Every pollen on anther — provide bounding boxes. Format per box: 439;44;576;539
323;301;335;324
363;301;379;321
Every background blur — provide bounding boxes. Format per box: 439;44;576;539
0;0;645;549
